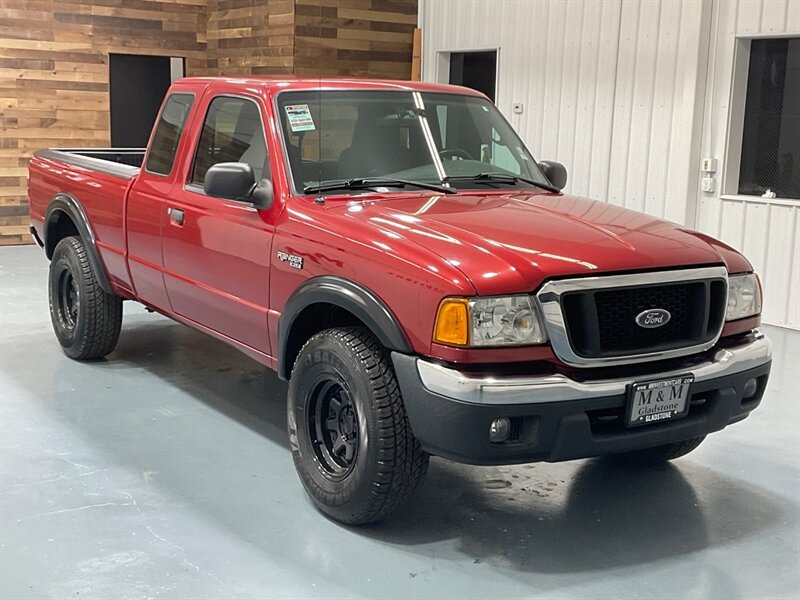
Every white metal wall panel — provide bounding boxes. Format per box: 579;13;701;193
421;0;707;224
605;0;710;224
696;0;800;327
420;0;798;327
420;0;624;202
607;0;651;215
663;0;713;226
576;1;621;200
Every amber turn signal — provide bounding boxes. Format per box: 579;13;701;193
433;298;470;346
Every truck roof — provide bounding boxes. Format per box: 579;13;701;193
176;76;486;97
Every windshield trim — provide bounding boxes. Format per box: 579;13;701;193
412;91;449;185
273;89;305;198
272;89;552;198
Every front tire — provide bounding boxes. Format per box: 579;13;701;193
48;236;122;360
607;436;706;466
287;326;429;524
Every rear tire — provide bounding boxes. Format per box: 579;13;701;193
48;236;122;360
287;326;429;524
607;436;706;466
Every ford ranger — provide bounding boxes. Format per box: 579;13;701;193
27;77;772;524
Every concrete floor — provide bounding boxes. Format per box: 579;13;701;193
1;244;798;600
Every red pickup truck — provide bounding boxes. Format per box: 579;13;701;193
28;77;772;524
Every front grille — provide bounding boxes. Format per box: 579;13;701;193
561;279;727;359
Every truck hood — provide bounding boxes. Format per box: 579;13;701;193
329;191;750;296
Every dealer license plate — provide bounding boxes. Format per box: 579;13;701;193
626;374;694;427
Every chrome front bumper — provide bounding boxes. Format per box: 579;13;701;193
417;331;772;405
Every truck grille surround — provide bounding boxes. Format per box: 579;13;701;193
536;267;729;367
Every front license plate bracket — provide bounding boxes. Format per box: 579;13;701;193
626;374;694;428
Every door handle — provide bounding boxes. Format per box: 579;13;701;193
168;207;184;226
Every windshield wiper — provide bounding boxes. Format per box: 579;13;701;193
442;172;560;193
304;177;456;195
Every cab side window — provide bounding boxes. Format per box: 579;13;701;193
191;96;269;186
145;93;194;176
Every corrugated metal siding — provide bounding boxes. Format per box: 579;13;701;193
607;0;711;225
420;0;707;221
420;0;799;327
421;0;621;200
696;0;800;327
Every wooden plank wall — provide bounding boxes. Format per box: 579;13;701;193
293;0;417;79
0;0;418;245
0;0;208;245
204;0;294;76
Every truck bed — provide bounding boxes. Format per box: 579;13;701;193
28;147;149;296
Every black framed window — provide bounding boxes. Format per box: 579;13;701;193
191;96;268;186
738;38;799;199
144;93;194;176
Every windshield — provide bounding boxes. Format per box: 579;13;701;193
276;90;552;195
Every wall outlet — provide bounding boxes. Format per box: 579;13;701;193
701;176;716;193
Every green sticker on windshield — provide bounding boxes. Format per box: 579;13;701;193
285;104;315;132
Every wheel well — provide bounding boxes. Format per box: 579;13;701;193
283;303;369;379
45;210;79;259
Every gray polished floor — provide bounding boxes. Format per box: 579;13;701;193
1;244;798;600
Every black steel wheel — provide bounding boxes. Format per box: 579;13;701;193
48;236;122;360
307;374;361;479
288;326;429;525
55;267;79;331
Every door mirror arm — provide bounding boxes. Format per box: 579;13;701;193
249;180;274;209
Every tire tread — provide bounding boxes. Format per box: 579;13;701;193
291;326;429;524
50;236;122;360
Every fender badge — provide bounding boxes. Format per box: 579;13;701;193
277;251;303;270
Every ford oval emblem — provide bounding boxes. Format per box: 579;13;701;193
635;308;671;328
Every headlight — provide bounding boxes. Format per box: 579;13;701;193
433;295;548;347
726;273;762;321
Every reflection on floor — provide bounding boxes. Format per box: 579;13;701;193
1;245;798;599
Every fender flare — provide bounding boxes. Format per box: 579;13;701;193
44;193;113;294
278;276;413;379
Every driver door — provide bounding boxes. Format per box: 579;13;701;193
161;93;274;356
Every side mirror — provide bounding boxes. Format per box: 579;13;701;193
204;162;273;209
204;162;255;201
538;160;568;191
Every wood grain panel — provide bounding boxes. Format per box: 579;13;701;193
203;0;294;75
1;0;417;244
0;0;208;245
293;0;416;78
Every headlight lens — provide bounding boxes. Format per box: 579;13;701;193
726;273;762;321
434;295;548;347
